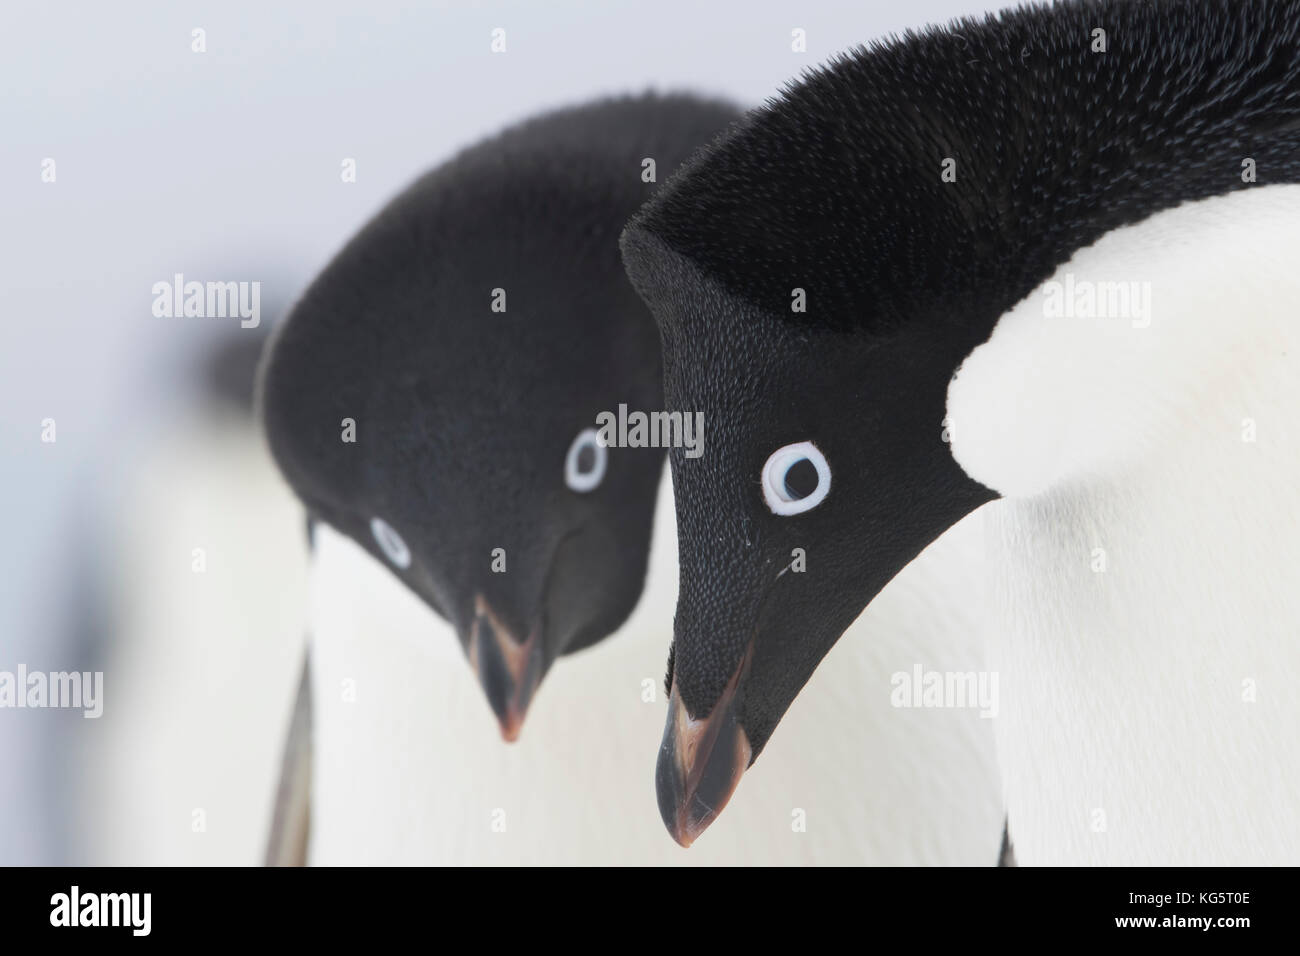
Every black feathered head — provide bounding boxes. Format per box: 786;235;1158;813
260;94;739;739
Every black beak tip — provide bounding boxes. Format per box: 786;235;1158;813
496;710;525;743
466;599;547;742
655;681;752;848
655;741;692;847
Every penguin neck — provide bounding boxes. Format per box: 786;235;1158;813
947;184;1300;864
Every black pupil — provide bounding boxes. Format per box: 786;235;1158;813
783;458;819;499
576;444;597;474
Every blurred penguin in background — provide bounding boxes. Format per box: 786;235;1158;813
83;302;308;865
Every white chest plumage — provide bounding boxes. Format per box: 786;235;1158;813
948;185;1300;864
307;475;1003;864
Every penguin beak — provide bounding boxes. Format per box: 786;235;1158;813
654;644;753;847
465;595;548;742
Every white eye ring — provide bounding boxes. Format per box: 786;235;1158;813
565;427;608;493
370;516;411;568
761;441;831;515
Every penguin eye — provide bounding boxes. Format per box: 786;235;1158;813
370;516;412;568
565;427;608;493
761;441;831;515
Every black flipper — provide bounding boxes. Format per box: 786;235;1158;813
997;817;1016;867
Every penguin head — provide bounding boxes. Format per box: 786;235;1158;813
259;94;739;739
622;225;995;843
622;1;1300;843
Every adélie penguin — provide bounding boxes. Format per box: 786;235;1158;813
87;322;307;864
621;0;1300;862
258;94;1003;863
257;93;734;863
260;94;738;742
